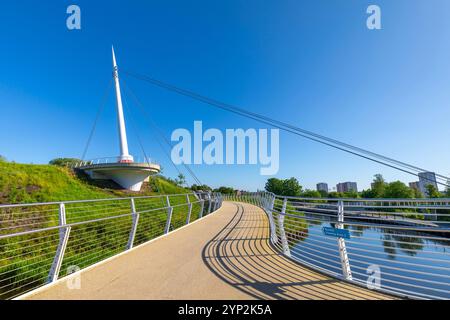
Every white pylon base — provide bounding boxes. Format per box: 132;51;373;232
81;162;161;191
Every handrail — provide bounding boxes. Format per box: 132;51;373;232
0;192;202;208
271;195;450;203
0;191;223;299
225;191;450;300
71;156;160;168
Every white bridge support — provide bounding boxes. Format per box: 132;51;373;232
78;47;161;191
337;200;352;280
112;46;133;163
267;194;278;244
278;197;291;257
164;196;173;234
207;193;212;215
185;194;193;225
212;193;217;212
199;197;205;219
48;203;71;283
127;198;139;249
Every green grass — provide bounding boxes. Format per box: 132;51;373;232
0;161;192;205
0;161;210;299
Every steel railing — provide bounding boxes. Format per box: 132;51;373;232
0;192;223;299
71;156;159;168
225;192;450;300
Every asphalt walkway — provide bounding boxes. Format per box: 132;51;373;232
24;201;394;300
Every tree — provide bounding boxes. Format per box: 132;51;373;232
175;173;186;186
371;174;387;198
318;190;329;198
413;188;424;199
343;190;359;198
49;158;81;167
0;155;6;162
384;181;414;199
359;175;386;199
360;189;375;198
264;178;284;195
265;177;302;197
302;190;321;198
282;177;303;196
191;184;212;192
328;191;344;199
213;186;235;195
425;184;441;198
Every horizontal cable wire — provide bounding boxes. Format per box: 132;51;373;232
233;192;450;299
122;70;450;188
0;192;221;299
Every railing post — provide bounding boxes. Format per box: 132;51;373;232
278;197;291;257
207;193;212;215
216;193;220;211
199;198;205;218
48;203;71;283
186;194;193;225
215;193;221;210
164;196;173;234
211;193;217;212
127;198;139;249
261;192;266;209
264;192;269;210
215;193;220;210
337;200;352;280
267;195;278;244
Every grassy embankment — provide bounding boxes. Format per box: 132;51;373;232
0;161;206;298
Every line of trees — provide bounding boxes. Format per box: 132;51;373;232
264;175;450;199
187;175;450;199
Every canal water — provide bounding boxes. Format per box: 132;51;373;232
290;215;450;299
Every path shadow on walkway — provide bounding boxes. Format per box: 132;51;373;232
201;202;391;300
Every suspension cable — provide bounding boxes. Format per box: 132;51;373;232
122;69;449;189
81;79;113;160
123;90;184;177
121;79;203;186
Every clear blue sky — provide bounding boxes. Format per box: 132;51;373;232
1;0;450;191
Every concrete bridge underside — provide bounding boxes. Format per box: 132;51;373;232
24;202;394;300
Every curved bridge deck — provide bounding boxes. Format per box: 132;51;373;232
23;202;394;300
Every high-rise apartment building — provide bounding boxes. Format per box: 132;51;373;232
316;183;328;193
336;182;358;193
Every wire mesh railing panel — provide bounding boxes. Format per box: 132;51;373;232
0;204;59;237
0;229;59;299
226;192;450;300
65;199;133;224
189;200;202;223
133;208;167;246
60;215;133;277
0;192;222;299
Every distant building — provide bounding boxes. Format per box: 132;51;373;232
316;183;328;193
337;182;358;193
418;172;438;196
409;181;420;192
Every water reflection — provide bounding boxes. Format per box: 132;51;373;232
288;211;450;299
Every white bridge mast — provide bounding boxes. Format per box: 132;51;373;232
112;46;133;163
79;47;160;191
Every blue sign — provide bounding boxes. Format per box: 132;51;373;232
322;227;351;239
